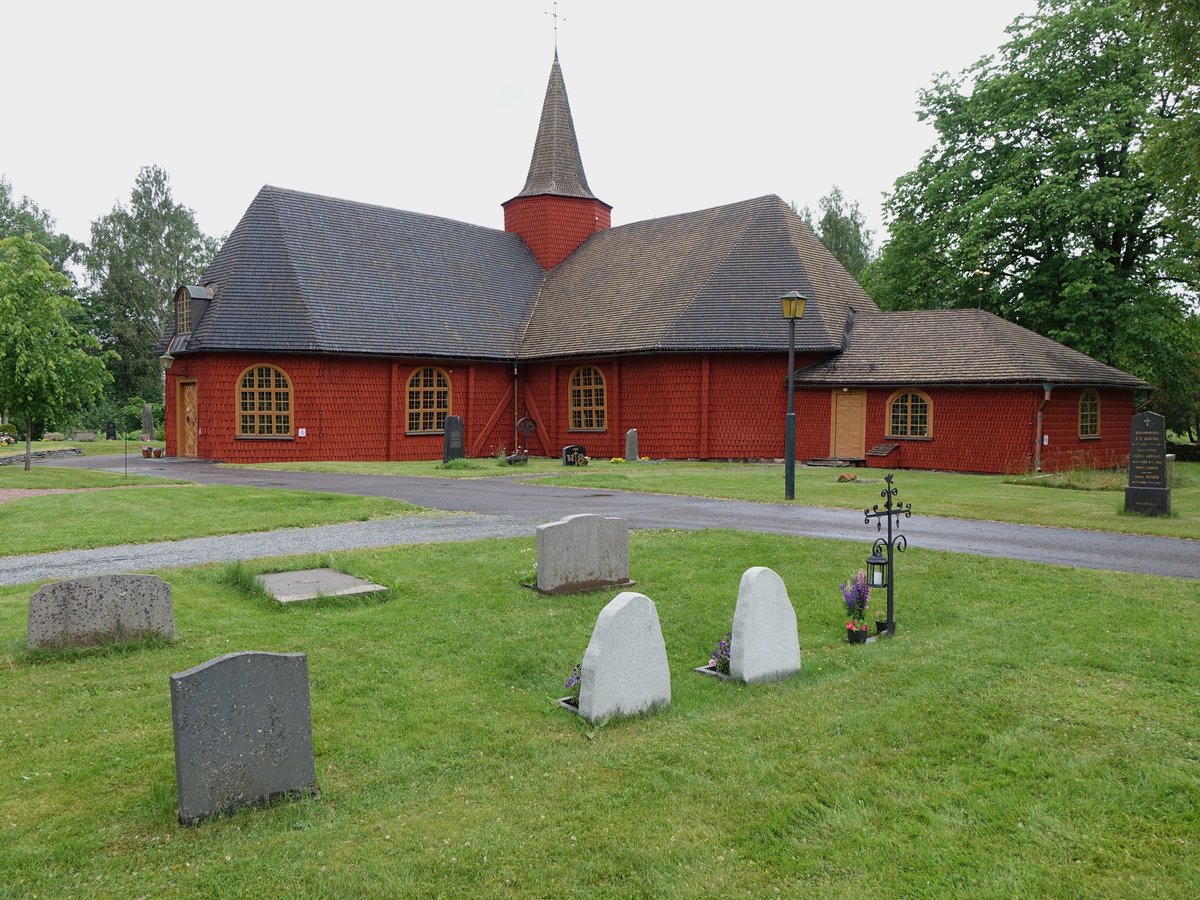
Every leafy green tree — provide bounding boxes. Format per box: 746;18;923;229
863;0;1199;392
0;177;78;278
83;165;218;403
792;188;876;280
0;235;112;470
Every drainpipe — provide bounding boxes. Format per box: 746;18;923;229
1035;382;1053;472
513;363;519;454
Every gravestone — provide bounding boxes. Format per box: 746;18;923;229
1125;411;1171;516
729;567;801;684
141;403;154;441
578;592;671;723
442;415;464;463
256;568;386;604
561;444;586;465
170;651;318;826
105;420;117;440
27;574;175;649
625;428;639;461
536;513;632;594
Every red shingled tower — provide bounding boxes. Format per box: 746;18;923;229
503;52;611;269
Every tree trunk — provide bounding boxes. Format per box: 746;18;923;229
24;416;32;471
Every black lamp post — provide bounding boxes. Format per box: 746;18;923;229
863;473;913;636
780;291;807;500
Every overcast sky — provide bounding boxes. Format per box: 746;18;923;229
6;0;1037;254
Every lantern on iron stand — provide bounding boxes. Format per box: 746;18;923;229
863;473;912;637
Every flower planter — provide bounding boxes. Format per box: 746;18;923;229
693;664;731;681
876;621;891;635
152;449;164;458
847;627;869;644
141;448;151;458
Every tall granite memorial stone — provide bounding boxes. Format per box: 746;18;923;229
625;428;639;461
1125;411;1171;516
442;415;464;463
170;651;318;825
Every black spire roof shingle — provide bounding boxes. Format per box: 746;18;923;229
511;53;599;201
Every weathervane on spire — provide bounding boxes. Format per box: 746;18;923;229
545;1;566;51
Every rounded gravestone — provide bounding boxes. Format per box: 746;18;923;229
579;591;671;723
729;566;801;684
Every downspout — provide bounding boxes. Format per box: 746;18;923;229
1035;382;1053;472
513;363;520;454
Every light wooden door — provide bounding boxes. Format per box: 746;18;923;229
178;381;198;458
830;390;867;458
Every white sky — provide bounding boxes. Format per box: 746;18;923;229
5;0;1036;255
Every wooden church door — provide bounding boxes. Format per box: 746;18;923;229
177;381;199;457
830;389;866;458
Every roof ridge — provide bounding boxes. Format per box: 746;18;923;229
263;188;322;350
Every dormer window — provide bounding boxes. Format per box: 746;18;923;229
175;288;192;334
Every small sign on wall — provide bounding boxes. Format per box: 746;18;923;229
1043;435;1049;445
298;428;307;438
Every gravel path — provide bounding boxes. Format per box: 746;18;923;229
0;513;537;586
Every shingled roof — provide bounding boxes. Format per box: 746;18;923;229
794;308;1148;387
173;186;545;360
510;52;602;202
518;195;880;359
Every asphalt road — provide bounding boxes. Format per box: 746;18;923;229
20;453;1195;582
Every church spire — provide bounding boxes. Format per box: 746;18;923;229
504;54;611;270
515;52;597;200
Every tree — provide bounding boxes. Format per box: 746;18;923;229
0;235;112;470
792;189;877;280
0;177;78;279
863;0;1199;393
83;166;218;403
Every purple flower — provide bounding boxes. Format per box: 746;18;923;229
840;570;871;620
709;631;732;675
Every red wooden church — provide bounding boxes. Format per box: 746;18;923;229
160;55;1144;475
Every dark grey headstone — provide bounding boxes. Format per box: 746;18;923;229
562;444;586;465
625;428;639;461
141;403;154;441
1125;412;1171;516
442;415;464;463
105;420;117;440
170;651;318;826
28;574;174;649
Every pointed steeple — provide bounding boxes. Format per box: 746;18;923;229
504;54;611;270
515;52;597;200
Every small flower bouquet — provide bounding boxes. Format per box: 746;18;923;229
696;631;732;679
559;663;582;710
841;570;871;643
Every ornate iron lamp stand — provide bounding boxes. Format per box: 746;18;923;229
863;473;913;637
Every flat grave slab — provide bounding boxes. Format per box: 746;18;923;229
256;568;386;604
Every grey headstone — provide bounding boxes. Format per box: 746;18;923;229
536;513;631;594
1125;411;1171;516
256;568;386;604
729;567;801;684
27;574;174;649
578;592;671;723
625;428;639;461
561;444;586;465
170;651;318;826
442;415;464;463
141;403;154;441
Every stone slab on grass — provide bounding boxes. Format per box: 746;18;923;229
730;566;801;684
27;574;174;649
256;568;386;604
536;513;632;594
578;591;671;723
171;651;318;826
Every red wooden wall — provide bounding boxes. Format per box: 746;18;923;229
502;195;611;269
165;351;1136;473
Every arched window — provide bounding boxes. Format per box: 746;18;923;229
175;288;192;334
1079;388;1100;438
407;367;451;433
237;365;293;436
569;366;607;430
886;389;932;438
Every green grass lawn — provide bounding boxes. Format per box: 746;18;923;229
0;484;422;556
236;458;1200;539
0;438;163;460
0;464;184;491
1;531;1197;896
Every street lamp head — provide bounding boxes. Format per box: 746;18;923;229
779;291;807;321
159;352;175;372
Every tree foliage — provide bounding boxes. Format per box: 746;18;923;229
794;187;877;280
0;235;112;469
863;0;1199;395
0;177;78;279
83;165;218;403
